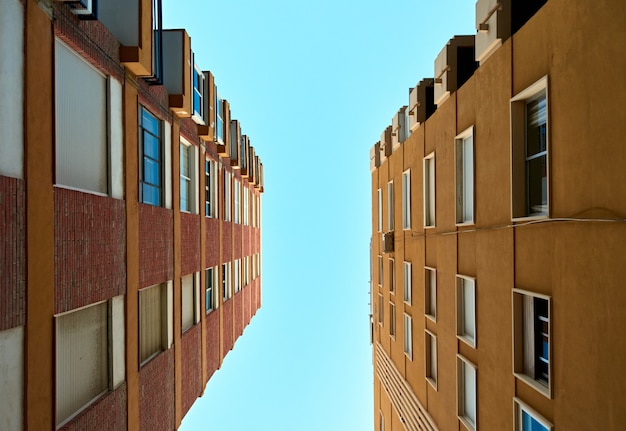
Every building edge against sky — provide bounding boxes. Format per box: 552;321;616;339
370;0;626;430
0;0;265;430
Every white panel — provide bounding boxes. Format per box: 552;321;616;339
194;272;201;323
166;281;174;348
55;39;108;194
0;326;23;431
0;0;24;179
181;274;194;331
164;121;172;209
98;0;139;46
109;79;124;199
56;303;108;426
463;135;474;222
111;295;125;388
193;145;199;214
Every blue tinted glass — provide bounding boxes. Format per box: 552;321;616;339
141;109;159;136
205;290;210;310
542;340;549;359
523;411;548;431
143;159;160;186
217;120;224;141
194;91;202;116
142;184;160;206
194;69;199;89
180;181;189;211
143;133;160;160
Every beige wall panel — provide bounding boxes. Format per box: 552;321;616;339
456;71;476;135
457;231;477;277
405;126;424;233
514;224;553;294
511;7;549;95
516;380;553;424
473;43;512;227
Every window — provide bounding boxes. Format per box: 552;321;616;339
192;63;205;123
139;284;168;364
222;262;232;300
243;186;249;225
514;398;552;431
234;259;241;293
424;153;435;227
378;294;384;324
180;143;192;212
243;256;249;286
388;258;395;294
377;188;382;232
234;179;241;224
513;289;551;397
56;302;108;426
205;159;218;217
511;76;549;218
215;90;224;144
457;275;476;347
139;106;162;206
457;355;477;431
206;267;218;313
403;262;412;304
379;411;385;431
387;181;394;230
55;39;108;195
181;273;199;333
403;314;413;359
389;302;396;337
402;170;411;229
456;126;474;224
224;170;232;221
425;330;437;388
378;256;383;287
425;267;437;320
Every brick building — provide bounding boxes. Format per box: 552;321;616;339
0;0;264;430
370;0;626;430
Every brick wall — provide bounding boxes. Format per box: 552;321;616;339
205;218;220;268
140;349;175;431
59;383;127;431
139;204;173;288
222;221;232;261
244;284;251;327
180;119;199;144
222;299;233;355
243;225;251;257
53;3;124;82
181;324;202;418
234;290;243;338
234;223;242;259
180;212;200;276
0;175;25;330
205;310;220;379
54;188;126;313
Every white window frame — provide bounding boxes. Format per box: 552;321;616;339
388;258;395;294
215;90;224;145
457;355;478;431
402;170;411;229
243;186;249;226
378;294;384;325
455;126;474;225
510;76;549;220
224;170;232;221
234;179;241;224
191;62;205;124
425;267;437;321
389;301;396;338
403;313;413;360
512;288;552;398
139;283;173;366
387;181;394;231
234;259;241;293
456;275;477;348
205;266;218;313
378;255;383;287
179;139;197;214
379;411;385;431
377;188;382;232
424;153;436;227
181;273;200;333
205;158;219;218
513;398;553;431
222;262;232;300
425;329;438;390
403;261;412;304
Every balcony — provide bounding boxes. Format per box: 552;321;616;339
475;0;511;64
434;36;477;106
408;79;435;131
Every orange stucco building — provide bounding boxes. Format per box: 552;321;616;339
370;1;626;430
0;1;264;430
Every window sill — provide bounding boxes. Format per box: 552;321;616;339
424;224;436;230
457;334;476;349
514;372;552;399
426;313;437;323
458;415;476;431
426;377;438;391
511;213;549;223
456;221;475;227
404;351;413;361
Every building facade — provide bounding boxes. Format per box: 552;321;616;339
0;1;264;430
370;0;626;430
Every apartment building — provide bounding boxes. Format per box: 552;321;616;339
369;0;626;430
0;1;264;430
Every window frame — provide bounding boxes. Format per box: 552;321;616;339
179;140;193;213
224;170;232;222
191;62;205;124
510;76;550;220
402;169;411;230
215;89;224;144
233;179;241;224
403;313;413;360
388;258;395;295
425;267;437;321
205;158;219;218
513;397;553;431
139;105;163;207
181;273;199;333
389;301;396;338
457;354;478;431
425;329;438;390
377;188;382;232
512;288;552;398
423;152;436;228
403;261;412;305
387;180;394;231
455;125;475;225
378;255;383;287
205;266;218;313
378;293;384;325
139;283;171;366
222;262;232;301
456;275;477;348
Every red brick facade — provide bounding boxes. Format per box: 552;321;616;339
205;217;220;268
180;212;200;276
222;299;234;355
0;175;25;330
181;324;202;417
234;291;244;338
54;188;126;313
222;221;232;259
205;310;220;379
58;383;127;431
140;350;175;431
139;204;174;288
234;223;242;258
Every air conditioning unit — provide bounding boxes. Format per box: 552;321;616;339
382;231;394;253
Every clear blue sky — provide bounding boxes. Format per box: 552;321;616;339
164;2;475;430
